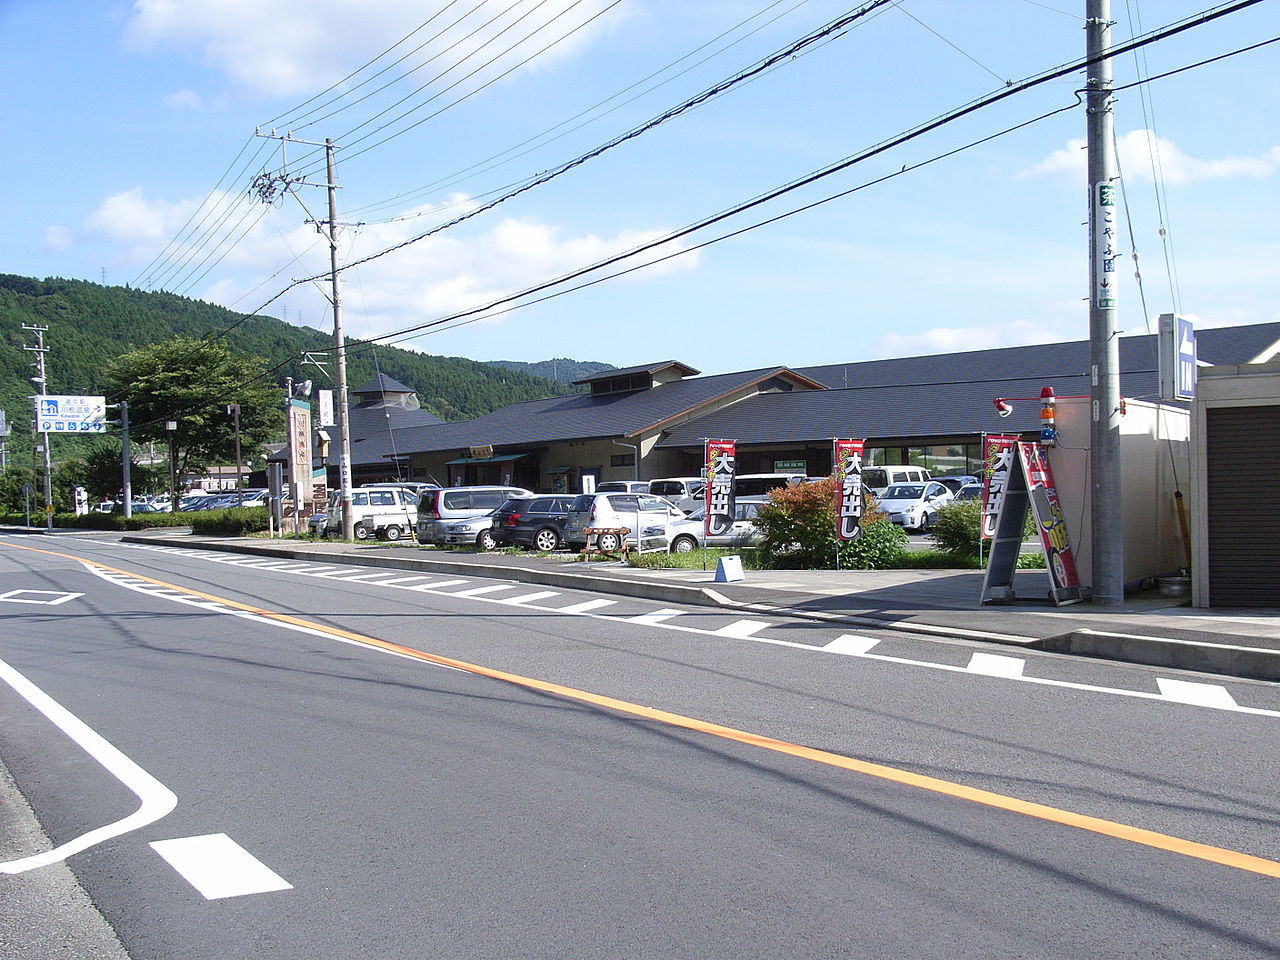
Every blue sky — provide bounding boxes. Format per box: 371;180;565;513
3;0;1277;375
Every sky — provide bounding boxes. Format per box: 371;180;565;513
3;0;1278;377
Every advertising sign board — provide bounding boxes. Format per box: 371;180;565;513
980;434;1019;540
704;440;736;537
1158;313;1197;401
833;439;864;541
33;395;107;433
1019;442;1081;599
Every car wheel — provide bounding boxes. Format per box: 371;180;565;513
671;535;698;554
917;512;933;533
382;524;403;541
353;522;372;540
533;528;560;552
596;532;621;552
476;529;498;551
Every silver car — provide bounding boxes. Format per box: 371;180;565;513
432;511;501;550
563;492;684;551
667;498;766;553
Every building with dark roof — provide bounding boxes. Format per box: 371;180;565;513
387;321;1280;489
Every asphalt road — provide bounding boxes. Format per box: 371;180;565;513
2;534;1279;959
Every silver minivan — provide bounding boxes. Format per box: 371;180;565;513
417;485;532;544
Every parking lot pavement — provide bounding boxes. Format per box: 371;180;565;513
76;530;1280;682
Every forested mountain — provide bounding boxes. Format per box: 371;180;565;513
0;274;580;462
488;358;615;383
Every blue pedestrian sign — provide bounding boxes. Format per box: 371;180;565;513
1158;314;1196;401
33;395;107;433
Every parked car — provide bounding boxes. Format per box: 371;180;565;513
877;481;954;532
647;477;705;514
667;498;766;553
490;495;576;551
731;473;805;497
432;510;502;550
594;481;651;494
954;482;984;501
862;466;931;496
417;486;533;545
935;475;979;494
563;492;685;551
321;485;421;540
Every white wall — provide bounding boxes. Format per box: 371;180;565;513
1047;397;1190;590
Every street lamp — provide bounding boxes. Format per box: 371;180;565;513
165;420;178;512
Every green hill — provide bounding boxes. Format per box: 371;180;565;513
0;274;578;463
488;358;615;384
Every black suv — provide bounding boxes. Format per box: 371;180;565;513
490;496;576;551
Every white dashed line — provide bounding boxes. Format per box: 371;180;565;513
1157;678;1238;708
450;584;517;598
714;619;771;638
557;599;617;614
150;834;292;900
824;635;881;656
502;591;561;605
967;652;1027;678
628;609;685;625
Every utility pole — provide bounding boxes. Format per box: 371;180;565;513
325;138;355;541
22;323;53;531
120;401;132;518
1086;0;1124;605
227;403;243;507
253;130;354;540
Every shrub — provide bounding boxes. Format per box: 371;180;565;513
753;477;905;570
930;497;1038;559
190;507;270;537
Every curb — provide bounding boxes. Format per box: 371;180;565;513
119;535;1280;682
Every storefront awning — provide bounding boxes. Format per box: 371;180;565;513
444;453;526;465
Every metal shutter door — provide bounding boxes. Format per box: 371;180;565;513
1206;405;1280;606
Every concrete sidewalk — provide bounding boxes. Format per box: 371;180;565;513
92;530;1280;683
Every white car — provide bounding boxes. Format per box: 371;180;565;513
876;481;954;533
563;492;684;551
667;498;766;553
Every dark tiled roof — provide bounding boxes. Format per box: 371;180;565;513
573;360;699;384
391;367;816;453
352;373;415;397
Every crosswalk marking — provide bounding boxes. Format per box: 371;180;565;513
373;576;435;586
714;619;770;638
824;634;881;656
628;609;685;625
406;579;468;591
967;652;1026;678
450;584;517;598
556;599;617;614
1157;678;1238;708
150;834;292;900
502;591;561;605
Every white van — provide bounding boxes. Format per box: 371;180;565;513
647;477;705;514
862;465;931;496
732;473;806;498
321;485;422;541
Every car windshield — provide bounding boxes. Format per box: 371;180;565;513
882;484;925;499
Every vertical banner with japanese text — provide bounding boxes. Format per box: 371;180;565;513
980;434;1019;540
704;440;736;537
1018;442;1081;597
833;439;865;541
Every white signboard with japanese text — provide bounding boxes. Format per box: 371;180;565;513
34;395;107;433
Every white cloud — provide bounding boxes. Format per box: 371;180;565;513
42;226;75;252
873;318;1074;358
163;88;205;110
125;0;622;99
1021;131;1280;185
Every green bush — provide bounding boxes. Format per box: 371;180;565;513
190;507;270;536
930;498;1036;559
753;477;906;570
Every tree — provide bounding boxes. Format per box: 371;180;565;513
102;338;282;498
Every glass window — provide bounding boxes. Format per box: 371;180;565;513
442;492;471;509
473;492;508;508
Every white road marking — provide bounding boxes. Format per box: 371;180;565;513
967;652;1027;678
556;599;617;614
106;543;1278;716
331;571;401;582
371;576;436;586
450;584;517;598
1157;678;1238;708
824;634;881;656
0;589;83;606
0;658;178;874
714;619;771;638
501;591;561;605
628;609;685;625
150;834;292;900
407;579;468;591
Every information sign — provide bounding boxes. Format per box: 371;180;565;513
33;395;107;433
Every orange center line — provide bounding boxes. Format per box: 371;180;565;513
7;539;1279;880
